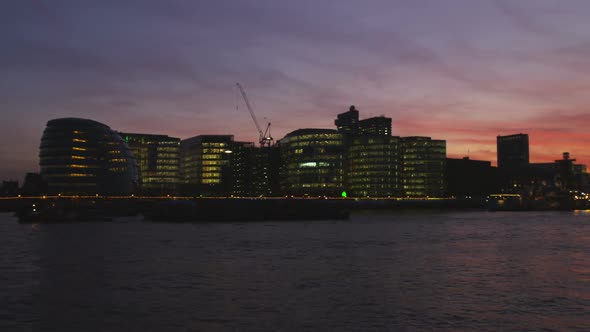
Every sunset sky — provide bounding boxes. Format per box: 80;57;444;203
2;0;590;180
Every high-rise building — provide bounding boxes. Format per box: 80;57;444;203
335;105;360;135
359;116;392;136
400;137;446;197
346;135;401;197
119;133;180;195
279;129;345;196
39;118;139;195
497;134;529;170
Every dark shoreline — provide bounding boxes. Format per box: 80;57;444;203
3;196;588;223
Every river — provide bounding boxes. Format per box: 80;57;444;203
1;210;589;331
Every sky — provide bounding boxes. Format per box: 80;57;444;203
1;0;590;181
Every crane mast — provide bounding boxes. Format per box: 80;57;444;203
236;82;273;147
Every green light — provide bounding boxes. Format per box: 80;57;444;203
341;191;347;198
125;136;129;143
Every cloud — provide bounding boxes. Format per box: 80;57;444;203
2;0;590;179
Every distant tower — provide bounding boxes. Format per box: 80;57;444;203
497;133;529;170
359;116;392;136
335;105;360;135
555;152;576;190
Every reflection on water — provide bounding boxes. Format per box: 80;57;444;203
1;211;589;331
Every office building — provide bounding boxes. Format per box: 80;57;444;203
120;133;180;195
39;118;139;195
497;134;529;170
180;135;235;196
346;135;401;197
279;129;345;196
400;137;446;197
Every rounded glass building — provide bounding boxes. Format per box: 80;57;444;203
278;129;344;196
39;118;139;195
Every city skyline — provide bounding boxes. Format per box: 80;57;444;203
2;0;590;180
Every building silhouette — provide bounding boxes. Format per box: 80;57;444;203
446;157;497;197
335;106;360;135
247;146;282;197
359;116;392;136
120;133;180;195
0;180;19;196
21;172;46;196
39;118;139;195
497;133;529;170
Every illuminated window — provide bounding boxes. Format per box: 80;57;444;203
300;162;317;168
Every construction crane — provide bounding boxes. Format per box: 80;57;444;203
236;82;273;147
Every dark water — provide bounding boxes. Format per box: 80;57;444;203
2;211;590;331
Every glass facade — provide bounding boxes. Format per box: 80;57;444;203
346;136;401;197
400;137;446;197
119;133;180;195
279;129;345;196
39;118;139;195
180;135;234;196
180;135;280;197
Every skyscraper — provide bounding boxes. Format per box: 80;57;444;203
497;134;529;170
